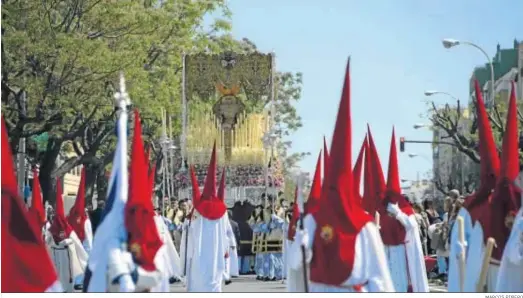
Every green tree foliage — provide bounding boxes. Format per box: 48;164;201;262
2;1;307;202
2;0;232;202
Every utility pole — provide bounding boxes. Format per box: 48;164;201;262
17;91;27;198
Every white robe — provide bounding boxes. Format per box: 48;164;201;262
496;208;523;292
283;222;308;291
45;281;65;292
83;219;94;255
285;239;308;292
224;218;239;280
74;219;94;287
288;214;395;292
463;222;499;292
384;212;429;292
180;210;229;292
152;215;182;292
448;207;474;292
49;231;88;292
43;222;53;257
87;216;129;292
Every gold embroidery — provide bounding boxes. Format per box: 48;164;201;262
320;225;334;243
130;242;141;258
215;82;241;96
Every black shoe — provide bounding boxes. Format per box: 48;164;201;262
270;277;277;281
256;276;263;280
225;280;232;285
73;284;83;290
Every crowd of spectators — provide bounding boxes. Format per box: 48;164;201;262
407;189;464;285
173;164;284;189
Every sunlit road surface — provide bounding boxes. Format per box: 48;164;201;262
170;275;448;292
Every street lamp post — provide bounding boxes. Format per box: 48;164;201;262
413;123;431;130
442;38;495;105
160;136;170;215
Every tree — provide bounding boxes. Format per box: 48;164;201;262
428;88;523;189
433;152;478;196
2;0;232;203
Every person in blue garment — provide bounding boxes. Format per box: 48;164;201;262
261;204;274;281
267;204;285;281
248;205;266;280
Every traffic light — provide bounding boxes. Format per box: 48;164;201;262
400;137;405;152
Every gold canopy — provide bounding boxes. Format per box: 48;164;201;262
186;105;271;166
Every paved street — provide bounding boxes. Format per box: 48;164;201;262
170;275;448;292
170;275;286;292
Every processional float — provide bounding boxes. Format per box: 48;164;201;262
179;51;284;259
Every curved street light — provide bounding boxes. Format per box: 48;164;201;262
442;38;495;104
424;90;460;103
407;152;432;163
413;123;432;130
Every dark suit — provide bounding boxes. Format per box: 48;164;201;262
229;219;241;251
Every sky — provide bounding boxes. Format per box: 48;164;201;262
208;0;523;182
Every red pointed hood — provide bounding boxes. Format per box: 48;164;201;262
287;186;299;241
367;126;407;246
195;142;227;220
475;79;501;189
49;178;73;244
1;115;59;292
126;109;163;271
304;150;322;214
385;128;413;215
367;126;387;196
352;135;366;198
189;165;201;204
323;136;329;180
363;126;386;216
217;168;226;201
309;58;372;286
1;118;18;196
29;168;46;228
67;168;88;241
464;80;501;216
497;82;520;183
487;82;522;261
362;137;376;213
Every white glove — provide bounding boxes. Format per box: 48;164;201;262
294;229;309;248
387;203;401;217
454;240;467;257
135;266;162;291
289;229;312;270
119;274;136;293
